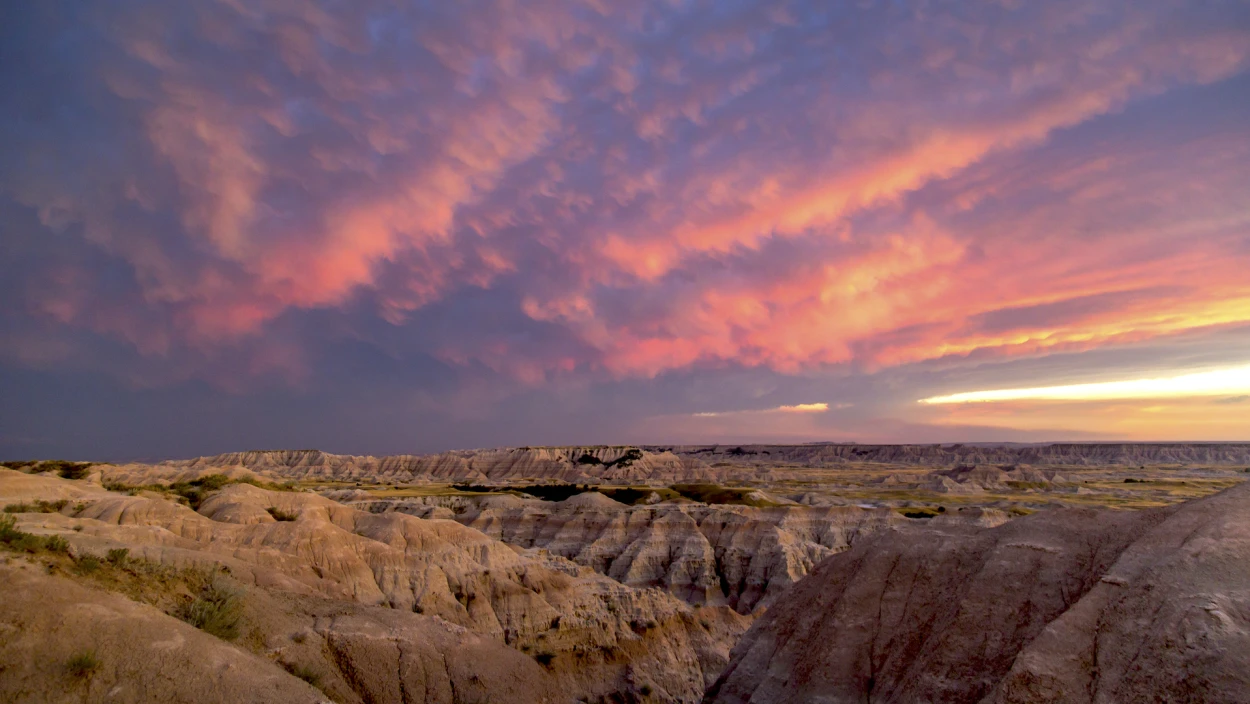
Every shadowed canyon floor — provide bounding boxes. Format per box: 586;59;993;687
1;444;1247;703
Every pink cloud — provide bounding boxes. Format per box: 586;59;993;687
4;0;1250;393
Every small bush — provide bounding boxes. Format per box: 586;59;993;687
533;652;555;667
66;651;100;678
74;555;102;574
0;516;55;554
45;535;70;553
640;684;654;697
266;507;298;522
55;463;93;481
178;578;244;640
196;474;232;492
2;516;20;537
106;548;130;566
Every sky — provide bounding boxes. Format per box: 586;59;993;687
2;0;1250;460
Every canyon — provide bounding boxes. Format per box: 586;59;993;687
1;444;1247;703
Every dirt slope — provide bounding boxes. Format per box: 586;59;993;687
705;480;1250;703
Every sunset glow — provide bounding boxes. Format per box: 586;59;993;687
919;365;1250;405
2;1;1249;456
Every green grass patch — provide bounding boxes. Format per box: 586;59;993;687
177;578;244;640
65;651;100;678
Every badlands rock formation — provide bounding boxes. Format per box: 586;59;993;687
0;469;746;702
0;562;567;704
429;496;904;613
120;442;1250;489
161;446;724;484
706;480;1250;703
876;465;1074;494
0;565;326;704
662;442;1250;467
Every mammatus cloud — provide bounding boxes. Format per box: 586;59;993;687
1;0;1250;449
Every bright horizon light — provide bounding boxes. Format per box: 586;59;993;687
919;364;1250;405
694;402;830;417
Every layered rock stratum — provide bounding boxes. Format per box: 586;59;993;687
124;443;1250;486
705;479;1250;703
365;495;911;614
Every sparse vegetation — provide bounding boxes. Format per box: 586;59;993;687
65;651;100;678
58;463;93;480
74;555;103;575
533;651;555;667
104;474;298;510
1;460;97;477
177;578;244;640
4;499;69;514
670;483;779;507
106;548;130;566
266;506;298;521
1;514;71;554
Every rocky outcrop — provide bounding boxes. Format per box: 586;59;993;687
660;442;1250;467
158;446;726;484
705;480;1250;703
452;497;905;614
1;470;746;702
117;443;1250;488
886;465;1074;493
